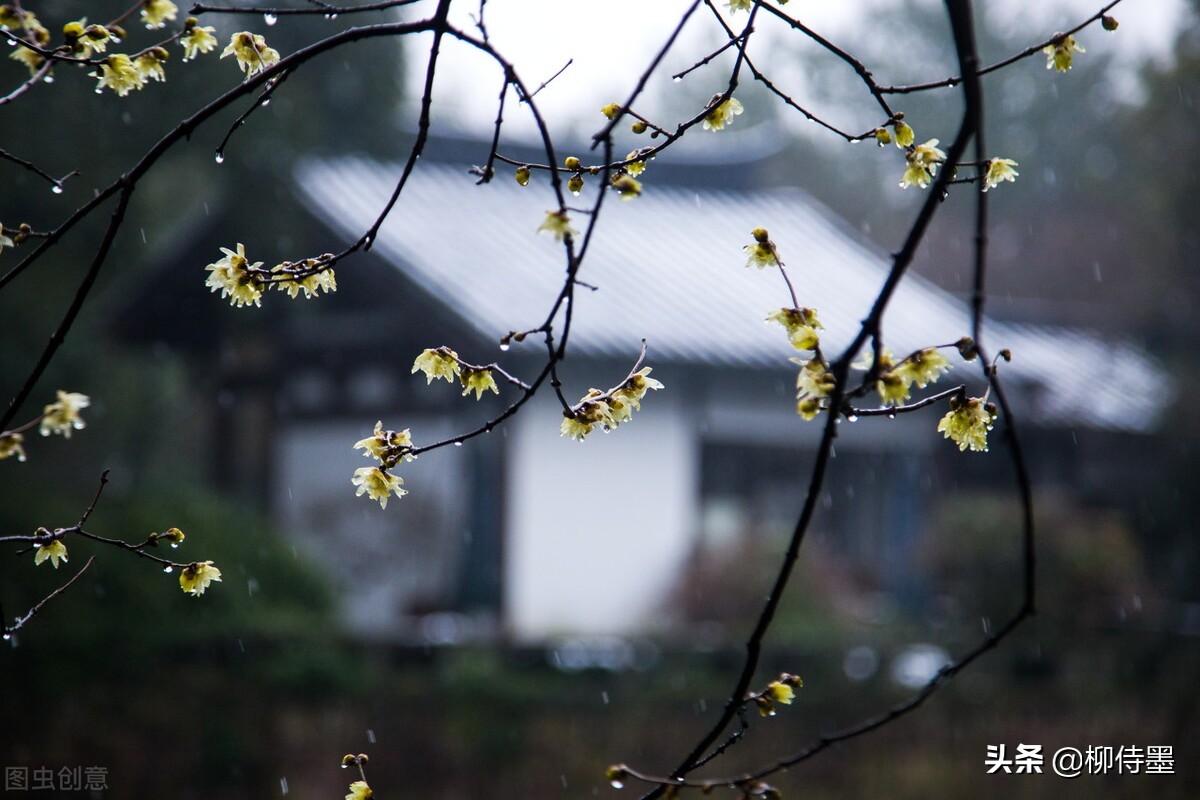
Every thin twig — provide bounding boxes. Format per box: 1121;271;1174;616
4;557;95;638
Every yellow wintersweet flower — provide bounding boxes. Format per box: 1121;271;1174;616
625;148;651;176
560;414;596;442
612;174;642;201
895;348;951;388
354;421;414;463
460;367;500;400
702;95;744;132
937;396;997;452
982;158;1019;191
796;397;821;420
412;348;461;384
179;561;222;596
899;139;947;189
614;367;664;410
793;357;834;400
765;680;795;705
352;466;407;508
893;120;915;148
205;243;264;308
744;228;781;268
876;370;911;406
272;260;337;299
537;210;579;241
40;391;90;438
221;31;280;78
34;540;68;569
140;0;178;29
65;22;112;56
346;781;373;800
133;48;169;83
726;0;753;12
294;269;337;298
605;395;634;426
1043;35;1084;72
180;20;218;61
600;102;621;119
766;308;822;351
9;46;45;77
0;432;26;462
92;54;145;97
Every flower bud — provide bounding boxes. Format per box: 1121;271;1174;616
955;336;977;361
515;166;530;186
564;156;581;170
1102;15;1118;31
631;120;648;134
605;765;628;789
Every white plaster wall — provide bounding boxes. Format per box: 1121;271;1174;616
505;396;698;640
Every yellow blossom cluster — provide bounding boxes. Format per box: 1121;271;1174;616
62;20;112;56
856;347;953;406
204;245;337;307
412;348;500;399
900;139;947;189
205;243;265;307
346;781;373;800
792;356;835;420
269;257;339;299
560;367;664;441
937;395;998;452
9;10;225;86
351;421;413;508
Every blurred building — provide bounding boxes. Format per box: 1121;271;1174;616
117;138;1170;644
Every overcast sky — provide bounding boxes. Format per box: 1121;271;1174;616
398;0;1191;140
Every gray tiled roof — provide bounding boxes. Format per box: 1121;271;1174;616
295;156;1168;432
